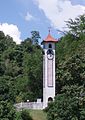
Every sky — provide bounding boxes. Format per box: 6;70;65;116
0;0;85;44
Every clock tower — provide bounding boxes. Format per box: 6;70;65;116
42;32;57;108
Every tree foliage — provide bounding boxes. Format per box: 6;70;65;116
66;14;85;38
0;101;16;120
0;30;42;118
31;31;41;44
46;14;85;120
46;86;85;120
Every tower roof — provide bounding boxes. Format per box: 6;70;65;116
41;33;58;44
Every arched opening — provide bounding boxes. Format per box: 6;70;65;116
48;97;53;102
49;44;52;48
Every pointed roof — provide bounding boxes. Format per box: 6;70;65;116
41;33;58;44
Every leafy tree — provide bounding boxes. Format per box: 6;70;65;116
0;30;43;120
0;31;16;54
0;101;16;120
31;31;41;44
27;51;43;101
66;14;85;39
46;14;85;120
56;14;85;94
46;85;85;120
21;38;33;53
22;44;43;101
0;76;16;102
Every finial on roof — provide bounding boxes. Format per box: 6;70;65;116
48;27;51;34
41;28;58;44
49;29;50;34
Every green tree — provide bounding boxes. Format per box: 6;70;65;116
46;14;85;120
66;14;85;39
31;31;41;44
0;101;16;120
56;14;85;94
46;85;85;120
22;43;43;101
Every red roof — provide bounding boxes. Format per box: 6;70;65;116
42;33;58;44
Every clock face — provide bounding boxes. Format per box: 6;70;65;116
47;49;54;60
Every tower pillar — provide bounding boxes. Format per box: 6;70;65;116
41;33;58;108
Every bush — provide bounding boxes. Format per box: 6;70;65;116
21;110;32;120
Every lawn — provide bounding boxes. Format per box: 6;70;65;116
29;110;47;120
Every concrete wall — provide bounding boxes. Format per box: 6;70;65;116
14;102;43;111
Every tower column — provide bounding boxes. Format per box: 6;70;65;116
41;33;58;108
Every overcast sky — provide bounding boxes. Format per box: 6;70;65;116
0;0;85;44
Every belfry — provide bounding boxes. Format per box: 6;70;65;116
42;32;57;108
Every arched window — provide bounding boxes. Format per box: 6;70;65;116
49;44;52;48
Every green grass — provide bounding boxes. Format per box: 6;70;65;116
29;110;47;120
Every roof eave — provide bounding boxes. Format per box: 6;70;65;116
41;40;58;45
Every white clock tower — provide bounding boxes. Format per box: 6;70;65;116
42;32;57;108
